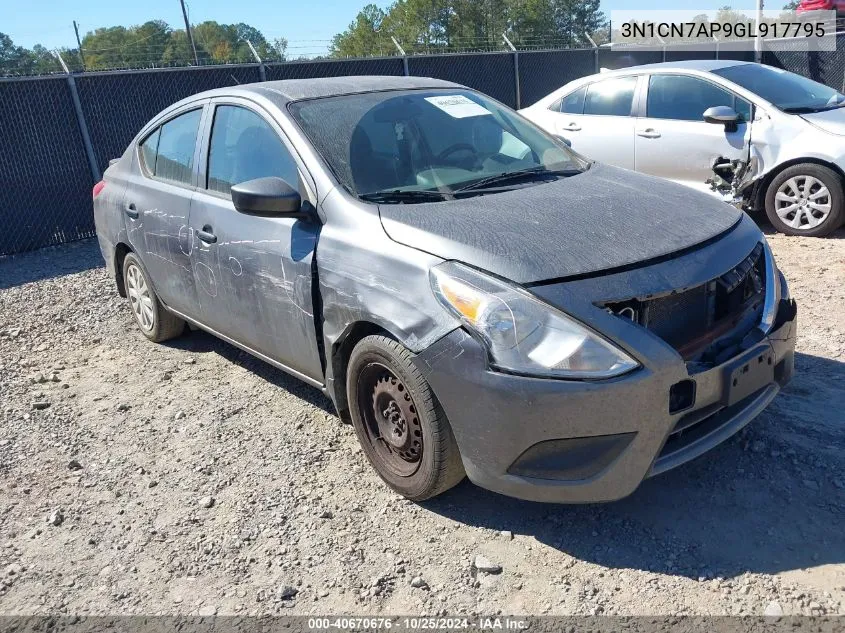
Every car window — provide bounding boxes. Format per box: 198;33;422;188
713;63;845;113
154;109;202;185
647;75;747;122
138;128;160;175
734;97;752;121
584;77;637;117
554;86;587;114
207;105;299;196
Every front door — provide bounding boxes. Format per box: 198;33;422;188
634;74;751;194
188;101;323;382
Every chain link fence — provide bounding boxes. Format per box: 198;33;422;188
2;43;845;256
264;57;404;81
0;76;96;255
518;49;596;108
408;52;516;107
764;33;845;93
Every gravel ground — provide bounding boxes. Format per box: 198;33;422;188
0;229;843;617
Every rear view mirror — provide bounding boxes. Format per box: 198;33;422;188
703;106;740;132
231;177;304;217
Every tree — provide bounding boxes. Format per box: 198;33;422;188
271;37;288;61
329;0;608;57
331;4;389;57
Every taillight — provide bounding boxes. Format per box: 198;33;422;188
92;180;106;199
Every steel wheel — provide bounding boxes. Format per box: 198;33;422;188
356;361;423;478
775;175;832;231
125;262;155;332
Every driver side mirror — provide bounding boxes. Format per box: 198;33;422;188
231;177;307;218
703;106;740;132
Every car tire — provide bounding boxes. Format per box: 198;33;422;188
765;163;844;237
346;334;465;501
122;252;185;343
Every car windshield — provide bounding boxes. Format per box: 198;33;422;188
288;89;588;202
712;63;845;113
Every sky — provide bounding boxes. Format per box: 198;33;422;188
4;0;763;53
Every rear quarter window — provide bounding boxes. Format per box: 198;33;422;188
138;128;160;175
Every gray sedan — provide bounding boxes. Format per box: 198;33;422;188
520;60;845;237
93;76;797;503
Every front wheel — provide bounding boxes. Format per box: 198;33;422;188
346;335;465;501
765;163;844;237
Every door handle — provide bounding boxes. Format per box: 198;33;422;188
125;203;139;219
561;123;581;131
637;129;661;139
196;226;217;244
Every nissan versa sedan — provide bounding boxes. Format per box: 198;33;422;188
93;76;797;503
520;60;845;237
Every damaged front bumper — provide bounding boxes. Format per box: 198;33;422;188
414;299;795;503
412;220;797;504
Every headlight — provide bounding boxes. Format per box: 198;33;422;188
759;237;781;334
430;261;639;380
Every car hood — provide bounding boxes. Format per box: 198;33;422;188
378;163;742;284
801;108;845;136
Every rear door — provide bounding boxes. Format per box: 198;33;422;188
547;76;638;169
188;99;323;383
123;104;207;316
634;73;751;193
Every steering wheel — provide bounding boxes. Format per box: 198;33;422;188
437;143;476;162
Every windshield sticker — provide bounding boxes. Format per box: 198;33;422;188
425;95;492;118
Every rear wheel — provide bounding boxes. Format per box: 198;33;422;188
122;252;185;343
346;335;465;501
765;163;844;237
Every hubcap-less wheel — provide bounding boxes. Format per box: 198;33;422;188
775;175;832;230
125;263;155;332
356;362;423;477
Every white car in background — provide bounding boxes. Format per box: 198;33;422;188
520;60;845;236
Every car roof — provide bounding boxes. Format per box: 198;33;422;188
188;75;464;105
600;59;749;76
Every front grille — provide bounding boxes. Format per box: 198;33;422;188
606;244;766;361
646;284;710;349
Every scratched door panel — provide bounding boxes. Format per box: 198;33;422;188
123;106;205;316
189;192;324;382
124;172;199;316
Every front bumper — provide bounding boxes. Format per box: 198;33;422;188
413;298;797;504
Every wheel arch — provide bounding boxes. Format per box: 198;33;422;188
114;242;133;297
327;320;399;424
752;157;845;211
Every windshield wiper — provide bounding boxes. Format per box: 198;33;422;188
358;189;450;204
455;166;579;193
783;105;827;114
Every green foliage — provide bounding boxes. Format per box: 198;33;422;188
330;0;608;57
1;19;284;75
0;32;74;74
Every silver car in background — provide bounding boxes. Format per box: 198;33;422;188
520;60;845;236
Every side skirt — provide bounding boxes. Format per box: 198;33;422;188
165;306;327;391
